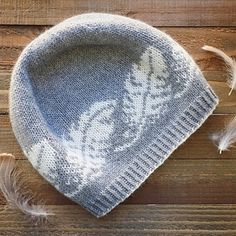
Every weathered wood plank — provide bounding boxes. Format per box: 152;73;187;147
0;27;235;115
123;159;236;204
0;26;235;72
1;115;235;160
208;81;236;114
0;72;11;90
1;205;236;235
0;0;235;26
0;90;8;113
1;81;236;114
0;158;236;205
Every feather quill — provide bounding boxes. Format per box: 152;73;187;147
0;153;53;220
202;45;236;95
211;116;236;154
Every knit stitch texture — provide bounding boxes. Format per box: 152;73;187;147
9;13;219;217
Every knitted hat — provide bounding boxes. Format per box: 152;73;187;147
9;13;219;217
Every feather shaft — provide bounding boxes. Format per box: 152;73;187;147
211;116;236;153
0;153;53;219
202;45;236;95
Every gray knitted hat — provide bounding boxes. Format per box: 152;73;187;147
9;13;219;217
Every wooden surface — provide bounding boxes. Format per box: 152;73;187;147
0;1;236;235
0;0;235;26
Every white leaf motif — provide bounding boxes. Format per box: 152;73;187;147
116;46;172;151
26;100;116;196
63;100;116;163
61;100;116;194
25;46;195;197
170;45;196;98
26;139;57;181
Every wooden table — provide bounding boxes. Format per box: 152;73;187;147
0;1;236;235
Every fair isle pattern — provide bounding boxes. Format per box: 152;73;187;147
9;13;219;217
25;46;171;191
26;101;116;193
25;138;58;183
25;46;195;193
116;47;172;151
61;100;116;194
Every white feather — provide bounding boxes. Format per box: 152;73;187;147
0;153;53;220
211;116;236;154
202;45;236;95
115;46;171;151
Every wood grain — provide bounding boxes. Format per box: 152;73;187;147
0;26;235;72
1;205;236;236
0;155;235;205
1;114;236;160
0;26;236;113
0;0;235;26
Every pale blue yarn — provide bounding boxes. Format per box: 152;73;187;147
9;13;219;217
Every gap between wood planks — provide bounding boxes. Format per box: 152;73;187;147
0;0;235;26
0;26;235;71
1;113;236;205
0;26;235;113
0;159;236;205
1;114;236;160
